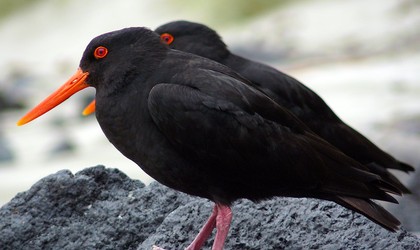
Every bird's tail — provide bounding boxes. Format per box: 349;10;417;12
367;162;412;194
398;161;415;173
334;196;400;232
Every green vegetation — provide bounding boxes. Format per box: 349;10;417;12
0;0;42;20
168;0;294;27
0;0;296;25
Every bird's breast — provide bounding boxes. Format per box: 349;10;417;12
94;90;213;200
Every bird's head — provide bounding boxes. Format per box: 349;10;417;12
17;27;166;126
155;20;229;62
82;21;231;117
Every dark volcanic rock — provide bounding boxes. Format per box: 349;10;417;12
141;199;420;250
0;166;192;250
0;166;419;250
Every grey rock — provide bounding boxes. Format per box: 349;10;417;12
0;166;419;250
0;89;25;112
0;136;14;163
142;198;420;250
0;166;191;250
0;70;32;112
48;137;76;156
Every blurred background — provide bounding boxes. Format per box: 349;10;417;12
0;0;419;233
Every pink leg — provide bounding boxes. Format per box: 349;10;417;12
155;203;232;250
185;205;218;250
211;204;232;250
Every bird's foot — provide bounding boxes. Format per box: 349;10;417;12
186;204;232;250
185;205;218;250
153;204;232;250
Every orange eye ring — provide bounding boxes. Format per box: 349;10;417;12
160;33;174;45
94;46;108;59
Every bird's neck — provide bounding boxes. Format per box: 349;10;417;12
222;53;250;72
95;80;153;157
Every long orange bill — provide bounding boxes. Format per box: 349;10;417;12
17;68;90;126
82;99;96;116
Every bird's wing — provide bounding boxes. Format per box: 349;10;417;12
147;68;398;202
240;62;414;173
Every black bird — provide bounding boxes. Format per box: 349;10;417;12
154;20;414;193
18;27;404;250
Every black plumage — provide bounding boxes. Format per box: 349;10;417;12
18;27;410;249
155;21;414;195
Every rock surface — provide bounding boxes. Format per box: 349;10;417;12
0;166;419;250
0;135;14;163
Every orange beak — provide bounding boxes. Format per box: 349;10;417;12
17;68;90;126
82;99;96;116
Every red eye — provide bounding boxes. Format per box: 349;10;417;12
94;46;108;59
160;33;174;45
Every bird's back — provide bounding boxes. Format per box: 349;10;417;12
223;54;414;181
